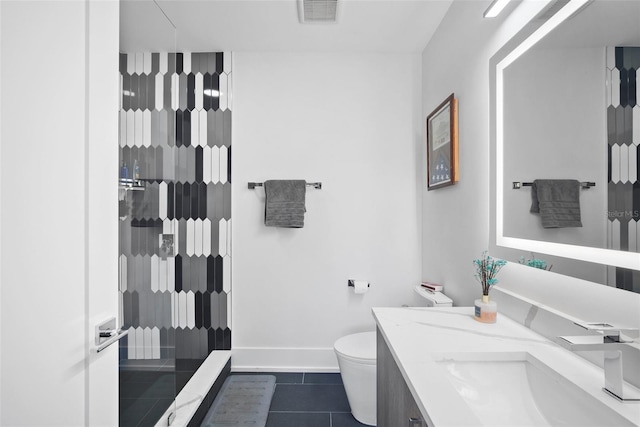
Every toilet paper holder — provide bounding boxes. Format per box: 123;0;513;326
348;279;370;288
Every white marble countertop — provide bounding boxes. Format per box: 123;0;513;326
372;307;640;427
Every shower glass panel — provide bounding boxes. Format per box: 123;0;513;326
118;2;177;425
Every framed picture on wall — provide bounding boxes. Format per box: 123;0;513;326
426;93;458;190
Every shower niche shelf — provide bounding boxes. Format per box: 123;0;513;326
119;178;145;191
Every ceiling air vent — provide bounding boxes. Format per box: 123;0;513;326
297;0;338;24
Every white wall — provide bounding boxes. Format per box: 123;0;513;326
0;1;119;425
503;47;607;248
232;52;423;370
421;0;549;306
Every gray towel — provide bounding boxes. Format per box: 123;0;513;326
530;179;582;228
264;180;306;228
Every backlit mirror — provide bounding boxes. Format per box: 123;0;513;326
493;0;640;292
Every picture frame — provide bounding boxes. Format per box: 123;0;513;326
426;93;458;190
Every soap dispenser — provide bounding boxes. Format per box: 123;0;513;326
120;161;129;180
133;159;140;181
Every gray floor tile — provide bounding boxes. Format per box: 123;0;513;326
304;372;343;384
270;384;350;412
331;412;369;427
266;412;330;427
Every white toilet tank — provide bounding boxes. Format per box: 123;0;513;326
414;285;453;307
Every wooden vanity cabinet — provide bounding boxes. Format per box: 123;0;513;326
376;328;426;427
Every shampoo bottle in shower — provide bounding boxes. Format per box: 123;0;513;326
133;159;140;180
120;161;128;180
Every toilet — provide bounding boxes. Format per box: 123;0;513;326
334;287;452;426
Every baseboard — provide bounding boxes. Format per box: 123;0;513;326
232;347;339;372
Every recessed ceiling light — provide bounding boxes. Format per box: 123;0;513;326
484;0;510;18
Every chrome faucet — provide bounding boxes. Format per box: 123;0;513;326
558;322;640;402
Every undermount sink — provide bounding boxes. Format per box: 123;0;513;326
435;352;634;427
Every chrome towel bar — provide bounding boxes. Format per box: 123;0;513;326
248;182;322;189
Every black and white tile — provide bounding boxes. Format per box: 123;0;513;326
606;46;640;292
118;51;232;363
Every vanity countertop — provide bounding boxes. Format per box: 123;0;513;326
372;307;640;427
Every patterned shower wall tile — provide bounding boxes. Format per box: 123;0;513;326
179;291;188;328
223;255;231;294
179;73;188;111
139;73;149;111
187;218;195;256
226;292;232;330
629;220;638;252
122;73;130;110
183;52;192;75
155;73;164;111
143;110;152;147
203;219;212;257
171;73;180;111
612;68;621;107
190;109;200;148
634;107;640;145
159;258;167;292
218;292;228;329
219;146;228;184
159;182;168;219
187;291;196;329
223;52;232;74
215;255;224;293
187;145;197;182
126;110;135;147
176;53;184;74
224;184;231;220
227;73;233;111
120;111;127;147
152;327;161;359
126;53;135;75
184;255;193;292
151;255;159;292
134;110;144;147
120;254;128;292
130;74;140;110
164;73;173;111
187;73;196;111
220;73;228;111
135;327;145;359
207;256;216;293
195;219;203;256
210;292;220;329
195;292;203;328
135;52;144;75
202;146;212;185
203;293;212;328
215;109;224;146
612;144;621;183
211;146;220;184
195;73;204;111
167;256;175;292
218;219;228;257
223;111;232;148
624;106;633;145
199;109;208;148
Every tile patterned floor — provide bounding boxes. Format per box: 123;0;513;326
233;372;368;427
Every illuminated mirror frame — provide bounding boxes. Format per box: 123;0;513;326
495;0;640;270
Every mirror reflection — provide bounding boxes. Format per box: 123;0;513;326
497;0;640;293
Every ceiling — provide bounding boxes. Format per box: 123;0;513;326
120;0;454;53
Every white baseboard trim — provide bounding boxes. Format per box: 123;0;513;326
232;347;339;372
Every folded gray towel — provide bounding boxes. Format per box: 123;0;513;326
530;179;582;228
264;180;307;228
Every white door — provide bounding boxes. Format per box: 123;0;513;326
0;1;120;425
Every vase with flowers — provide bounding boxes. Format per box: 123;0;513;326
473;251;507;323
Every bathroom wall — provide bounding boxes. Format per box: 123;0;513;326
232;52;423;370
118;51;232;389
420;0;549;307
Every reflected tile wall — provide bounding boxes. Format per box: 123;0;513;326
119;51;232;360
607;47;640;292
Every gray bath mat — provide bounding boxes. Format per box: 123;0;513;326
200;375;276;427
